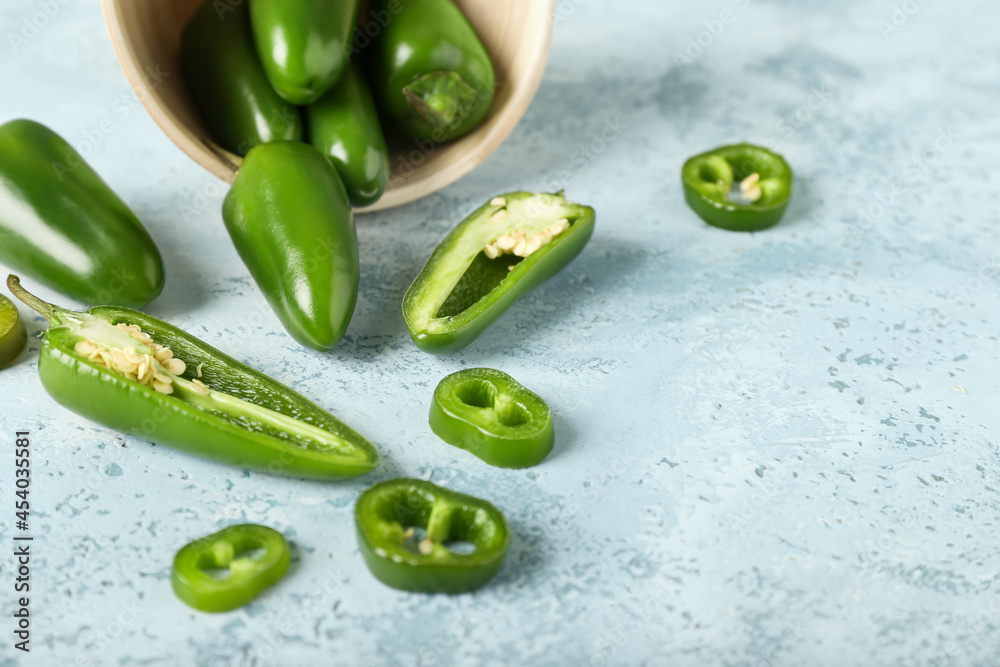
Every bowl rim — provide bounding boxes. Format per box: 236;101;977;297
100;0;557;213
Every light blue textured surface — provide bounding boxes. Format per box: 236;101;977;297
1;1;999;665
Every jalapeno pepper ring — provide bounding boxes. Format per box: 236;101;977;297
172;524;291;612
681;143;793;232
355;479;511;594
430;368;554;469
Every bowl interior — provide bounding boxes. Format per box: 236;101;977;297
102;0;555;212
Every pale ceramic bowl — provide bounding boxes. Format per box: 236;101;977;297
101;0;556;211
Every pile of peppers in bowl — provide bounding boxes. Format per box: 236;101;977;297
0;0;792;612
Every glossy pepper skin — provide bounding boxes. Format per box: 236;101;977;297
0;294;27;370
306;63;390;207
369;0;495;142
249;0;361;105
223;142;359;351
181;0;303;156
355;479;510;593
172;524;291;612
0;119;164;308
403;191;596;354
8;276;379;480
430;368;553;468
681;143;793;232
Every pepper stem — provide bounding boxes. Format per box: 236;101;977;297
6;275;56;325
403;71;478;129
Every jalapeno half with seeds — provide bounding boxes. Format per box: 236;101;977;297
7;275;379;480
403;191;596;354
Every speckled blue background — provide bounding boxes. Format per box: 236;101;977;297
2;0;999;665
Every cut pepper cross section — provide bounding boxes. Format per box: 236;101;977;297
355;479;511;594
172;524;291;612
403;191;596;354
430;368;554;469
681;143;793;232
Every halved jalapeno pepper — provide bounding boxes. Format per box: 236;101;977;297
681;143;793;232
8;276;379;480
402;191;596;354
172;524;291;612
355;478;510;594
430;368;553;469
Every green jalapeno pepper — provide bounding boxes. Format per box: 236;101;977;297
306;62;390;207
430;368;553;468
172;524;291;612
8;276;379;480
0;294;27;370
681;143;793;232
369;0;495;142
0;119;164;308
223;142;359;351
249;0;361;105
355;478;510;593
181;0;303;156
403;191;595;354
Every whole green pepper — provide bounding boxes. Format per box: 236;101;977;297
430;368;554;468
181;0;303;156
249;0;361;105
0;119;164;308
172;524;291;612
369;0;495;141
222;142;359;351
306;63;390;207
8;276;379;480
403;191;595;354
0;294;27;370
681;143;793;232
355;478;510;593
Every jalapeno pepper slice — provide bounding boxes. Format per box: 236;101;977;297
402;191;596;354
681;143;793;232
0;294;27;370
172;524;291;612
7;276;379;480
430;368;553;469
355;479;511;594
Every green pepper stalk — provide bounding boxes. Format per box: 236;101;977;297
172;524;291;612
222;142;360;351
403;191;596;354
7;276;379;480
306;63;390;207
0;294;27;370
355;479;511;593
430;368;554;468
0;119;164;308
249;0;361;105
681;143;793;232
181;0;303;156
369;0;496;142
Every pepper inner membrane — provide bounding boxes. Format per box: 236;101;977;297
455;378;531;427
